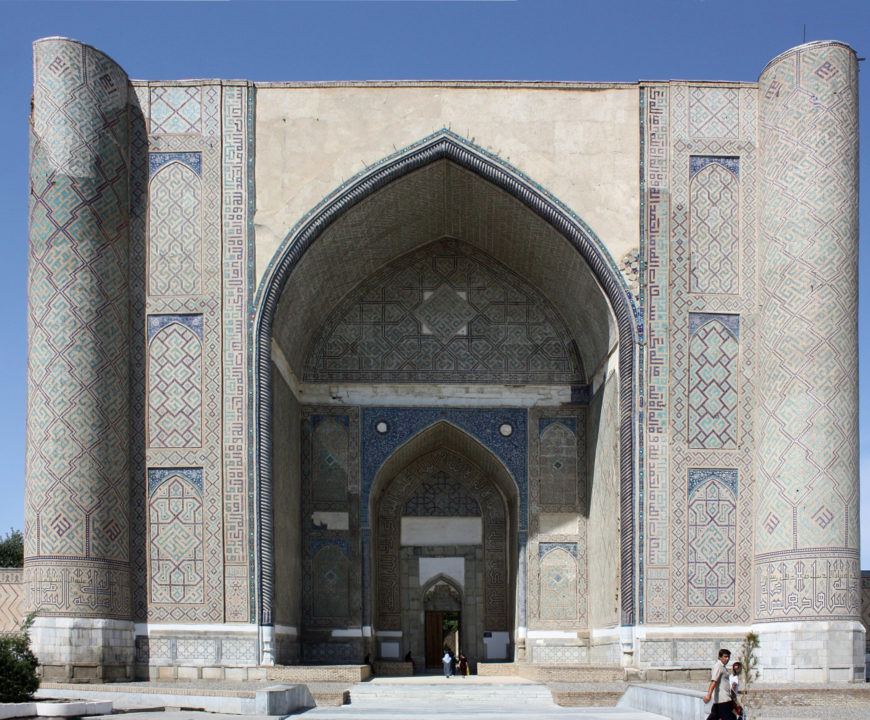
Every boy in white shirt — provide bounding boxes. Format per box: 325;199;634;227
703;648;733;719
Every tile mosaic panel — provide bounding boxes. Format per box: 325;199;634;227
689;159;739;294
404;472;481;516
147;317;203;448
305;238;584;385
661;82;758;626
301;408;360;630
689;87;739;138
539;546;579;622
0;569;24;633
311;416;350;504
533;645;587;664
755;43;860;620
148;472;204;604
528;407;588;629
221;85;254;623
150;86;202;135
687;469;737;607
539;421;580;508
130;80;224;624
27;39;131;618
861;572;870;652
221;637;258;664
148;157;202;296
640;83;672;623
687;314;739;449
361;407;527;529
311;544;350;621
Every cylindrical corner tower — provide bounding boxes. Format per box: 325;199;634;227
26;38;133;681
755;41;862;682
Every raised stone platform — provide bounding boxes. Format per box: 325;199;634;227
0;701;112;720
37;683;313;716
478;662;625;682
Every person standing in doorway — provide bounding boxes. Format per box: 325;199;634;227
703;648;733;720
442;648;453;678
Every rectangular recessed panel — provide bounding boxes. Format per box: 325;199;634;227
400;517;482;546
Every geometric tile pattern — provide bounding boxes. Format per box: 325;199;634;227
360;407;527;529
0;569;23;633
221;85;253;624
311;544;350;622
528;408;587;630
689;160;739;294
305;238;584;385
689;88;738;138
301;408;361;630
26;39;131;618
147;319;203;448
643;80;758;626
687;315;739;448
687;469;737;606
754;42;860;620
539;545;578;621
311;416;350;504
148;159;202;296
538;421;579;508
532;645;587;664
640;83;673;621
129;81;224;625
150;86;202;135
403;471;481;516
861;572;870;653
148;473;204;604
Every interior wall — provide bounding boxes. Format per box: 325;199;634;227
585;369;622;628
272;364;302;662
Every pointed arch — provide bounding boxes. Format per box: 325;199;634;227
253;130;639;628
369;419;518;525
422;574;463;612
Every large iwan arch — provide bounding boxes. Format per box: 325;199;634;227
253;132;638;663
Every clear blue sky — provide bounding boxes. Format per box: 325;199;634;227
0;0;868;562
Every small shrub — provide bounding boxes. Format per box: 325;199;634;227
737;631;760;714
0;613;40;703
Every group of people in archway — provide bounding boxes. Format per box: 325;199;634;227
441;648;468;678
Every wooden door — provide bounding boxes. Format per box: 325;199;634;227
425;611;443;668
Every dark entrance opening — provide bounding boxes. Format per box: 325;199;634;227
425;610;460;668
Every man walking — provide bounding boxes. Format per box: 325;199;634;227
703;648;733;719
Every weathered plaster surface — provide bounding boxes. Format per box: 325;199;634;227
254;85;640;283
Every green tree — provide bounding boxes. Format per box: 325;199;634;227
0;613;40;702
0;528;23;568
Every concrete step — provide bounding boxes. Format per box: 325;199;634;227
347;678;557;709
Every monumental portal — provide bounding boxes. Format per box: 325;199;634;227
15;37;864;683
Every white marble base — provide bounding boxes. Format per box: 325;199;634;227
31;617;135;681
753;620;866;683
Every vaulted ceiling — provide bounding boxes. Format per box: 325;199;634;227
272;159;617;384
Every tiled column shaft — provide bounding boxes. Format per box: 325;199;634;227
26;38;133;679
755;42;860;624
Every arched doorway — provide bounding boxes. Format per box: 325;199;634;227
369;422;519;665
254;131;638;664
